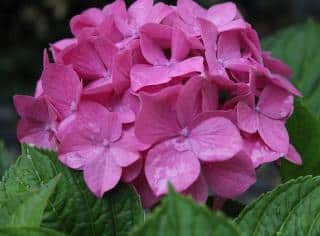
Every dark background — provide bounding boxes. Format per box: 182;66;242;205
1;0;320;154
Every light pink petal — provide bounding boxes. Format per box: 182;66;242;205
111;147;140;167
258;114;289;153
70;8;104;37
82;77;113;97
103;0;127;18
189;116;243;162
128;0;153;28
132;172;160;208
97;16;124;44
134;86;181;145
262;52;292;77
34;80;43;98
183;174;208;203
61;40;106;80
171;29;190;61
176;77;203;127
203;152;256;198
177;0;206;24
17;119;57;151
106;92;138;124
267;74;302;97
257;85;294;119
145;139;201;196
93;37;118;69
218;18;247;32
121;158;143;183
116;127;150;151
13;95;56;122
207;2;237;26
59;146;104;170
147;2;173;24
201;80;219;111
112;49;132;94
140;33;167;65
130;64;170;92
139;23;172;48
198;18;219;75
41;64;82;119
84;151;122;197
243;135;282;168
50;38;77;62
236;102;259;133
285;144;302;165
217;31;241;61
169;56;204;77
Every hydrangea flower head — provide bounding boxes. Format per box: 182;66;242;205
14;0;302;207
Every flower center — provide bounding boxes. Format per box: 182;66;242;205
102;139;111;148
180;127;189;137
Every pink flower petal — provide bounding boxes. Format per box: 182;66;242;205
41;64;82;119
207;2;237;26
189;115;243;162
285;144;302;165
169;56;204;77
171;29;190;61
84;151;122;197
128;0;153;28
258;114;289;154
140;33;168;66
203;152;256;198
236;102;259;134
135;86;181;145
257;85;293;119
262;52;292;78
183;174;208;203
145;139;201;196
121;158;143;183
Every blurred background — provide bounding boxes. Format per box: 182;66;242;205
0;0;320;153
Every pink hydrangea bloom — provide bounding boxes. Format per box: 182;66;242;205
14;0;302;207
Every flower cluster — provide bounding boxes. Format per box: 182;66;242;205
14;0;302;207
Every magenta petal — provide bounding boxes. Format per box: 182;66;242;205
171;29;190;61
236;102;259;134
121;158;143;183
207;2;237;26
258;114;289;153
217;31;241;61
59;146;104;170
189;116;243;162
148;2;173;24
140;33;168;66
42;64;82;119
134;86;181;145
183;174;208;203
132;172;160;208
203;152;256;198
285;144;302;165
130;64;170;91
93;38;118;69
257;85;293;119
17;118;57;150
84;152;122;197
61;40;106;80
243;135;282;168
169;56;204;77
111;147;140;167
128;0;153;27
70;8;104;37
267;74;302;97
112;50;132;94
145;139;201;196
262;52;292;78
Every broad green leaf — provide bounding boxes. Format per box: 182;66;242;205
280;101;320;181
1;145;144;236
0;141;13;176
0;226;65;236
131;188;241;236
263;19;320;116
0;175;60;227
236;176;320;235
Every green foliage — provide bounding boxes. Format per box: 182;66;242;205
280;101;320;181
263;19;320;117
0;227;65;236
236;176;320;235
0;141;13;177
131;187;242;236
0;145;144;236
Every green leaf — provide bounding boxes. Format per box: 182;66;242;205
0;141;13;176
0;175;60;227
263;19;320;116
236;176;320;235
280;101;320;181
0;226;65;236
1;145;144;236
131;188;241;236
